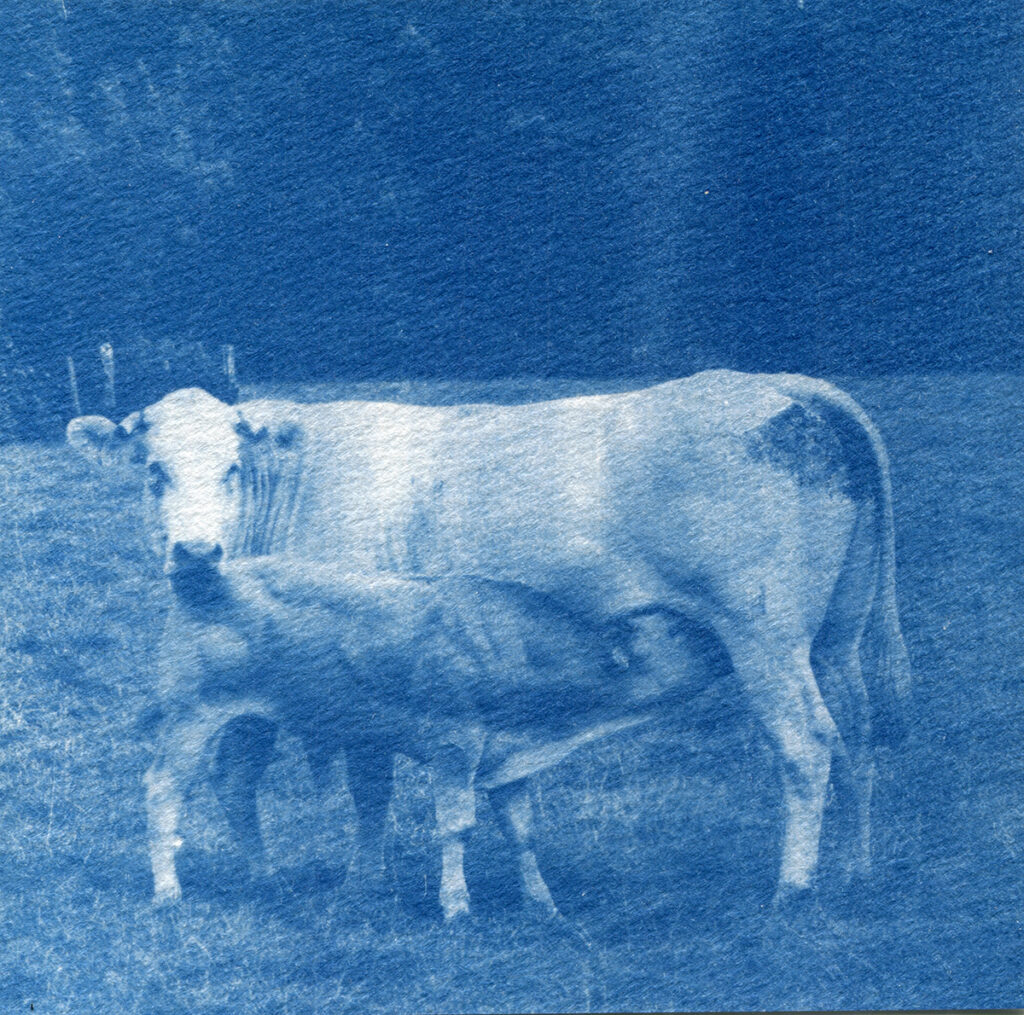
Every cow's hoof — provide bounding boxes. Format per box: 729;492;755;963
766;883;822;930
246;856;274;885
553;915;594;950
828;873;887;919
345;882;400;926
522;906;594;951
152;884;182;908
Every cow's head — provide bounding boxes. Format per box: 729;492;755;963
67;388;300;575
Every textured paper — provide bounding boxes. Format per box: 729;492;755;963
0;4;1021;1012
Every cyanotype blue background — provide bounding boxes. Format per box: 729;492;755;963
1;1;1021;427
0;2;1021;1012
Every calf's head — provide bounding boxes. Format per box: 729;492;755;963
67;388;269;574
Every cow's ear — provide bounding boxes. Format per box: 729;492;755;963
235;418;269;443
66;416;120;466
274;421;303;451
67;415;145;467
118;411;146;437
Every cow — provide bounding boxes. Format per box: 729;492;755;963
67;371;911;906
145;556;706;917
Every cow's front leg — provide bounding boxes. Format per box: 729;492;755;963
430;742;480;921
489;780;558;918
211;715;279;880
344;739;395;907
145;709;230;905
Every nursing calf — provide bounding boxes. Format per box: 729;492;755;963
147;556;699;918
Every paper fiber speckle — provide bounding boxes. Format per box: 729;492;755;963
0;3;1021;1013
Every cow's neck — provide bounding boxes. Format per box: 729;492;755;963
235;437;304;556
169;566;231;618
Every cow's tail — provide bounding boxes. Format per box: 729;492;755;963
776;375;912;747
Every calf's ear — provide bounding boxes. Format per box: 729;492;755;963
66;415;136;467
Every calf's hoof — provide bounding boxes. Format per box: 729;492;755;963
441;892;471;922
523;894;561;923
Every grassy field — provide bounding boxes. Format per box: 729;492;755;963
0;374;1020;1012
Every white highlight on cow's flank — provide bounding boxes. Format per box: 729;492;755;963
364;408;443;571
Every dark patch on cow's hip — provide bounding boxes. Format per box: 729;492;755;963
745;402;848;492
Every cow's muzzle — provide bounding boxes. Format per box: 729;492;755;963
168;541;226;608
170;541;224;574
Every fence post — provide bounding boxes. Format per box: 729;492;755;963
99;342;115;414
222;343;237;389
66;355;82;417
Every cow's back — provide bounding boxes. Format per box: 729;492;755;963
241;373;797;614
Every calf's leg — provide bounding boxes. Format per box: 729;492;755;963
489;780;558;917
430;742;479;920
145;709;234;905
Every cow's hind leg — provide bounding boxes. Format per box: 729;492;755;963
488;780;558;918
211;715;279;880
726;634;838;903
810;504;880;886
145;709;234;905
813;646;874;884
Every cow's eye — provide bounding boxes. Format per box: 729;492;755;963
147;463;169;496
224;463;241;488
